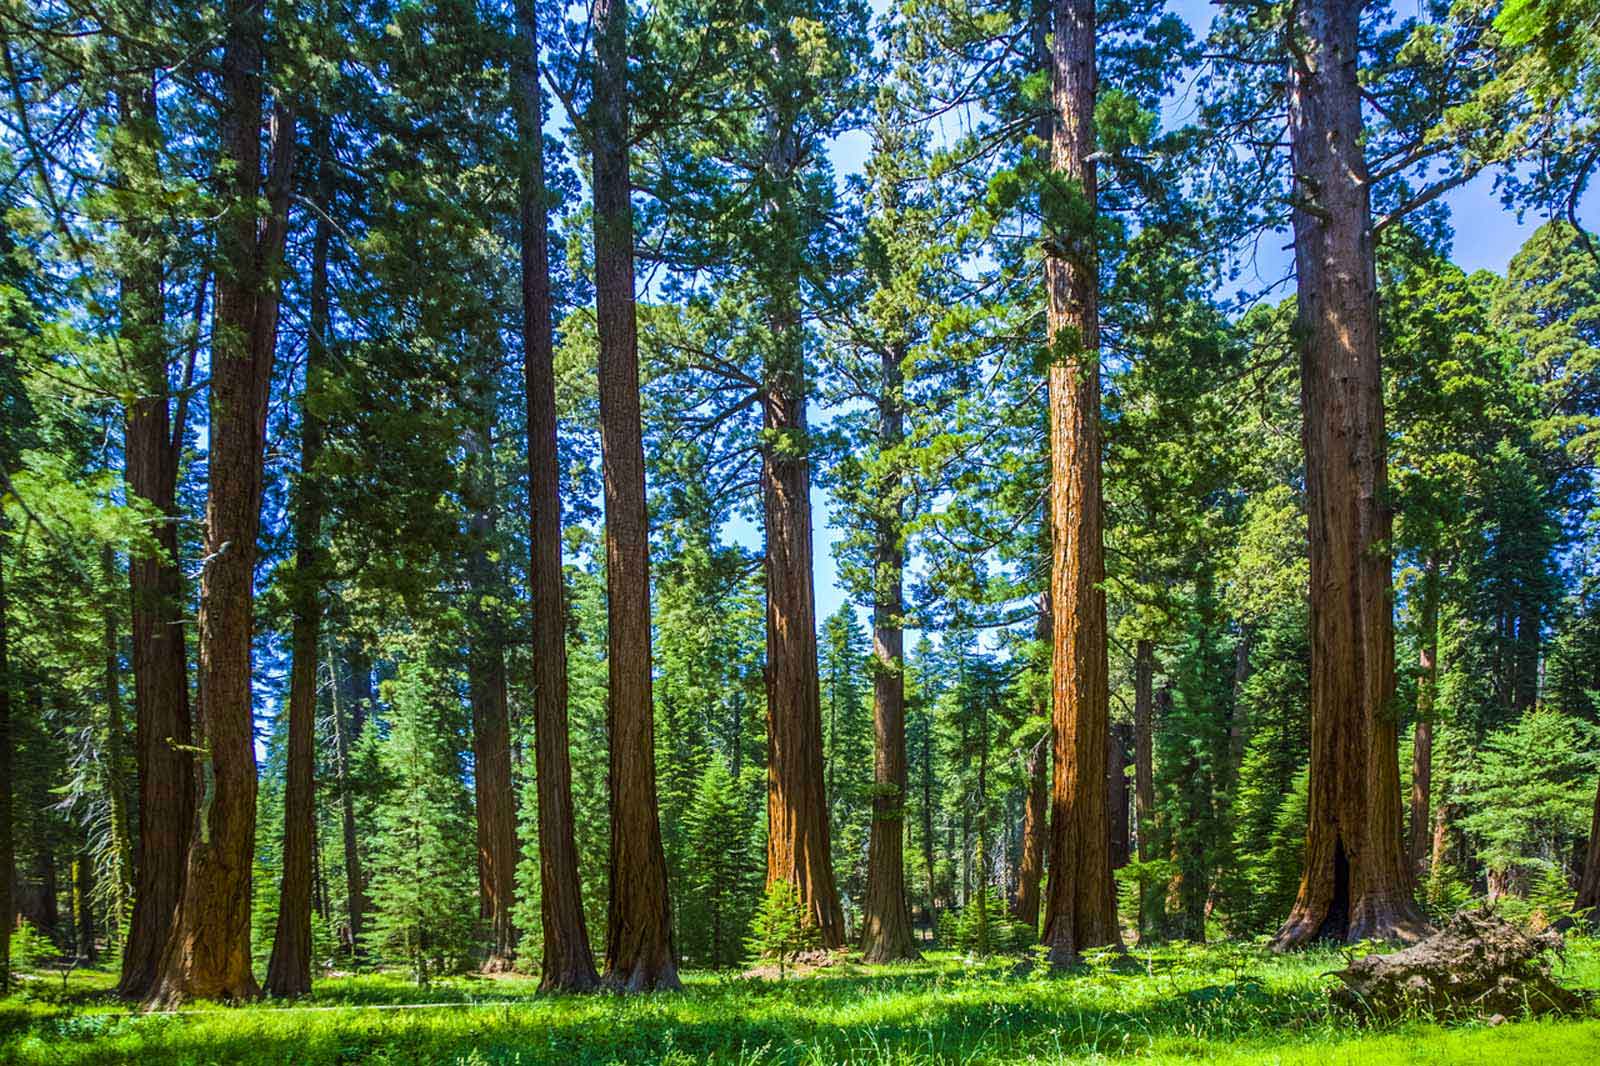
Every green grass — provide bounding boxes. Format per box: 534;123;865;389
2;940;1597;1066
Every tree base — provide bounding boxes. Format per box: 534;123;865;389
604;959;680;993
1273;891;1431;951
480;953;517;976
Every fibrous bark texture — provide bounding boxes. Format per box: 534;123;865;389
1331;910;1586;1017
593;0;678;993
265;116;332;1000
146;1;293;1006
513;0;599;994
1273;0;1429;950
860;342;917;964
1040;0;1121;968
116;67;195;1003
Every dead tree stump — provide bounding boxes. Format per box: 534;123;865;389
1331;909;1588;1018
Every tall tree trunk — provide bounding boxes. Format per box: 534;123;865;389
1273;0;1428;949
1132;638;1163;940
1107;722;1130;870
146;1;294;1004
760;278;845;947
0;534;12;995
266;116;332;998
1408;555;1439;877
512;0;599;993
327;639;367;956
116;66;195;1003
99;547;135;946
1041;0;1120;967
592;0;677;992
860;341;917;963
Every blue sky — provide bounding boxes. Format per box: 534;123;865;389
782;0;1598;630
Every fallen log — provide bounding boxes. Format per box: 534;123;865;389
1331;908;1588;1018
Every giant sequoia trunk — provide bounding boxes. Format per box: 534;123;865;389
116;68;195;1002
146;2;293;1005
760;142;846;952
265;119;332;998
592;0;678;992
860;342;918;963
1409;555;1440;877
1040;0;1121;967
512;0;599;993
1273;0;1428;949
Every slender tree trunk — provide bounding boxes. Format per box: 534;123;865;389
1408;555;1439;877
592;0;677;991
327;640;367;955
1273;0;1428;949
919;703;936;930
75;855;97;961
463;368;519;974
1013;736;1048;930
1132;638;1163;940
512;0;599;993
1576;774;1600;923
1107;722;1129;870
266;116;332;998
116;66;196;1002
147;2;294;1004
1012;600;1051;929
1041;0;1120;967
0;535;12;995
860;341;917;962
99;548;135;946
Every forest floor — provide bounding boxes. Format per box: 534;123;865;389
2;940;1598;1065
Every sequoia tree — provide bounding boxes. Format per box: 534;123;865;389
1272;0;1429;948
146;0;295;1005
1040;0;1121;967
592;0;678;991
265;116;333;998
114;62;195;1002
512;0;600;993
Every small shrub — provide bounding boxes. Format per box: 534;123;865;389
745;880;817;978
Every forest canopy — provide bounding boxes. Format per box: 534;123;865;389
0;0;1597;1051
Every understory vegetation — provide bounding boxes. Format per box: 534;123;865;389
2;942;1597;1066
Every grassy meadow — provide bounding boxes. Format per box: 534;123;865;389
3;940;1597;1066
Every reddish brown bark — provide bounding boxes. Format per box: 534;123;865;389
1408;556;1439;878
1013;734;1048;930
512;0;599;993
1040;0;1121;968
1273;0;1428;949
146;2;293;1005
265;117;332;998
592;0;678;992
116;67;195;1002
860;341;917;963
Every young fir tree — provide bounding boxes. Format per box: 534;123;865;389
361;655;477;986
679;757;759;968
